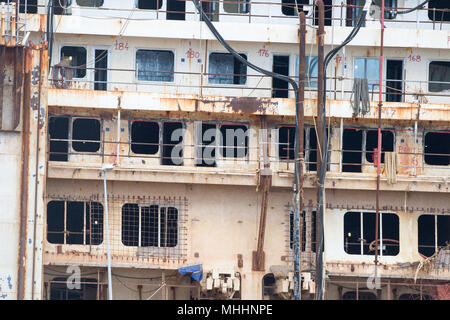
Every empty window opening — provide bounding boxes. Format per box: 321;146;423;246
60;46;87;79
354;57;380;92
344;212;399;256
224;0;249;14
295;56;318;88
418;214;450;257
383;0;398;19
47;201;104;245
313;0;332;26
131;121;160;155
76;0;104;7
219;124;248;158
279;126;295;161
386;59;403;102
428;0;450;22
365;130;394;164
72;118;101;153
136;50;174;82
197;123;217;167
272;55;290;98
167;0;185;20
94;49;108;91
137;0;163;10
122;204;178;247
398;294;433;300
342;291;377;300
262;273;276;298
49;278;98;300
429;61;450;93
52;0;72;15
342;129;363;172
201;0;219;21
208;53;247;85
290;211;316;252
424;132;450;166
49;116;69;162
19;0;38;13
162;122;184;165
281;0;309;17
346;0;367;27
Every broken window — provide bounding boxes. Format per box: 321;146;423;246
428;61;450;93
428;0;450;22
122;204;178;247
295;56;318;88
131;121;160;155
365;130;394;164
223;0;249;14
424;131;450;166
136;50;174;82
72;118;101;153
219;124;248;158
344;212;399;256
281;0;309;17
290;210;316;252
49;278;98;300
272;55;290;98
47;201;104;245
354;58;380;91
60;46;87;78
418;214;450;257
167;0;186;20
76;0;104;6
386;59;404;102
137;0;163;10
49;116;69;162
342;291;377;300
19;0;38;13
208;53;247;85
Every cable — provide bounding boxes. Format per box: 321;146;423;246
396;0;429;15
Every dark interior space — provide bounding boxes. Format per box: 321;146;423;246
386;60;403;102
49;116;69;162
50;278;98;300
66;201;84;244
314;0;332;26
428;61;450;92
342;291;377;300
167;0;186;20
122;203;139;246
131;121;160;155
380;213;400;256
94;49;108;91
428;0;450;21
52;0;71;15
262;273;276;297
72;118;101;152
86;202;103;245
281;0;309;17
141;205;159;247
60;46;87;78
399;294;433;300
342;129;362;172
219;124;248;158
307;127;318;171
47;201;65;244
272;55;290;98
437;215;450;251
279;126;296;160
424;132;450;165
137;0;162;10
419;214;450;257
197;123;217;167
162;122;183;165
160;207;178;247
366;130;394;163
19;0;38;13
201;0;219;21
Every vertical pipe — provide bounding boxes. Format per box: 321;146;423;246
414;120;417;176
375;0;385;267
315;0;325;300
103;170;113;300
116;107;121;165
293;11;306;301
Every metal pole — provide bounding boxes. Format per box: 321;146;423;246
103;169;113;300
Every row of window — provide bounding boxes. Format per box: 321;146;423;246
59;45;450;95
48;116;450;167
47;200;179;248
289;211;449;258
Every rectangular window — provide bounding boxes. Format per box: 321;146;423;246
424;131;450;166
76;0;104;6
295;56;318;88
47;201;104;245
384;0;397;20
208;53;247;85
60;46;87;78
122;204;178;248
49;278;99;300
167;0;186;20
386;59;404;102
272;55;290;98
344;212;399;256
418;214;450;257
72;118;101;153
290;211;316;252
131;121;160;155
219;124;248;158
49;116;69;162
224;0;249;14
281;0;309;17
19;0;38;14
136;50;174;82
429;61;450;93
52;0;72;15
428;0;450;22
201;0;219;22
354;57;380;91
346;0;366;27
365;130;394;164
137;0;163;10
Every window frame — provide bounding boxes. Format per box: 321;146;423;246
295;55;319;88
427;60;450;93
135;0;164;10
207;51;249;86
59;44;89;79
76;0;104;7
418;214;450;257
134;48;176;83
223;0;250;14
423;129;450;167
353;57;381;92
